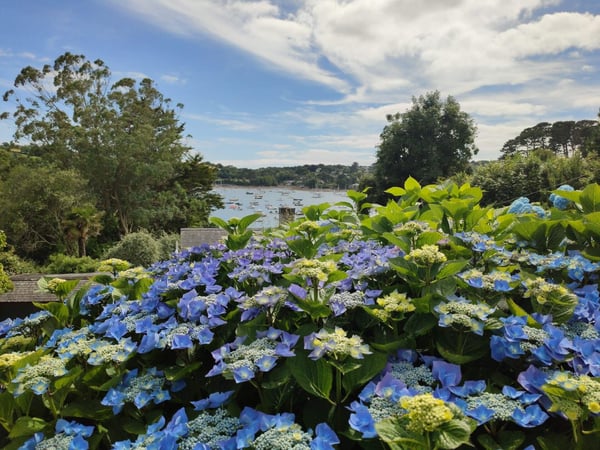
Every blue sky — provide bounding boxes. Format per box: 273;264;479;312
1;0;599;168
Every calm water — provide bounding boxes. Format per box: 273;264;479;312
210;186;350;229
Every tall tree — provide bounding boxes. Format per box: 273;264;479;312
501;118;599;158
62;206;104;257
0;165;93;261
373;91;477;201
2;52;220;237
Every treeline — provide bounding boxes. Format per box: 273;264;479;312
501;119;599;158
216;162;369;189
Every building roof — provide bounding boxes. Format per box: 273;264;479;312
0;273;97;303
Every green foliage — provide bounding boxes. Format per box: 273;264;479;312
501;119;599;158
216;162;367;190
0;250;38;275
43;254;99;274
0;231;13;293
0;263;12;294
103;230;160;267
62;205;104;258
372;91;477;203
156;232;181;260
472;150;600;206
1;52;222;249
209;213;262;250
3;182;600;449
0;165;95;263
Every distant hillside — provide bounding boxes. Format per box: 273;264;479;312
214;163;370;189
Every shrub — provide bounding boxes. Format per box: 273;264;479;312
0;251;39;275
43;253;99;274
0;263;12;294
0;231;15;292
103;230;160;267
156;232;181;261
2;181;600;449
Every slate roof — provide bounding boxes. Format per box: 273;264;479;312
0;273;98;303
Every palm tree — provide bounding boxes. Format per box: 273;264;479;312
62;206;104;257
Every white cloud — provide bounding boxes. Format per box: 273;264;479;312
110;1;600;100
105;1;600;162
497;12;600;57
114;70;150;80
111;0;350;92
160;74;186;84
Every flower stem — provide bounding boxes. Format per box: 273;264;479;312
335;367;342;404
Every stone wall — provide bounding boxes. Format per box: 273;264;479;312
180;227;227;249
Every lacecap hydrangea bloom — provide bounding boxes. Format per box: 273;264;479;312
236;407;339;450
543;371;600;419
459;269;518;292
19;419;94;450
304;326;371;360
369;291;415;322
101;367;178;414
207;327;299;383
12;354;68;396
447;382;548;427
289;258;338;283
434;296;495;335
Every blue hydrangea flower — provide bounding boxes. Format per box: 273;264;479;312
549;184;574;210
207;328;299;383
19;419;94;450
191;390;234;411
236;407;339;450
101;367;172;414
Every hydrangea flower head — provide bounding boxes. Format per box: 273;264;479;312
12;354;68;396
434;297;494;335
289;258;338;283
370;291;415;321
19;419;94;450
101;367;171;414
459;269;518;292
98;258;131;274
304;326;371;361
405;244;447;266
399;393;455;432
207;328;299;383
549;185;575;210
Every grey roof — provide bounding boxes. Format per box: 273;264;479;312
0;273;98;303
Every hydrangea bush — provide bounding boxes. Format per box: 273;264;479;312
1;178;600;449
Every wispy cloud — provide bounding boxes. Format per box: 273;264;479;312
184;112;259;132
160;73;186;84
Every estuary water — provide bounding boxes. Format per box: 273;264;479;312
210;186;350;229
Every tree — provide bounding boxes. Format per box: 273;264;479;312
471;150;600;206
0;165;94;262
2;52;221;238
373;91;477;202
501;118;599;158
61;206;104;257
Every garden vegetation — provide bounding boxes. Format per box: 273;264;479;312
1;179;600;449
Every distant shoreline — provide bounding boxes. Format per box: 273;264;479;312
213;184;347;193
